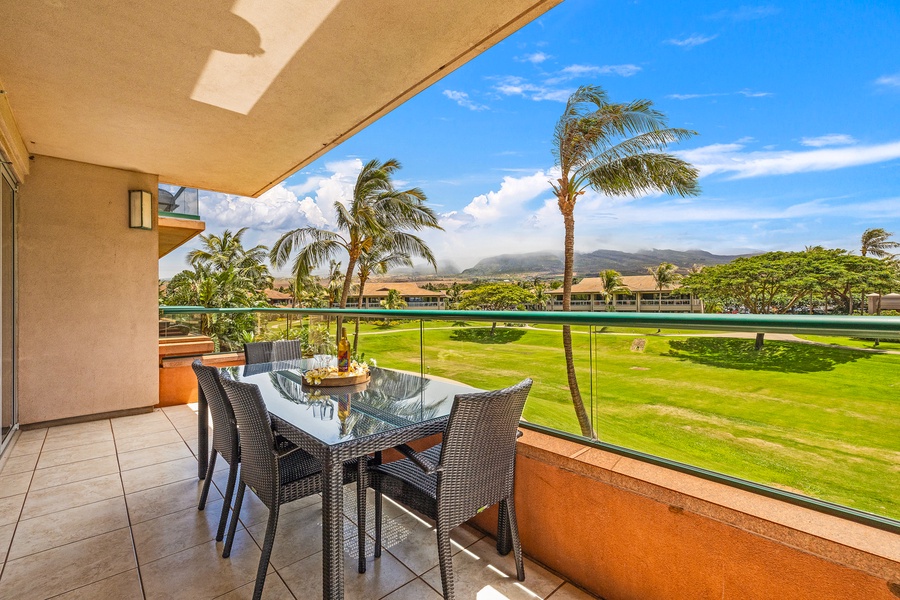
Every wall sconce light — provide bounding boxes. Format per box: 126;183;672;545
129;190;152;229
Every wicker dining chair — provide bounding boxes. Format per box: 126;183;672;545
192;360;241;543
219;377;359;600
366;378;533;600
243;340;302;365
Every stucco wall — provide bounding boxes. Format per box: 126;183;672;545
17;156;158;424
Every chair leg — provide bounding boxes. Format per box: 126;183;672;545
435;520;455;600
497;498;512;556
198;450;217;510
356;459;367;573
374;484;383;558
504;496;525;582
216;460;238;542
252;503;279;600
223;481;245;558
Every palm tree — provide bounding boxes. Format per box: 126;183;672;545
380;289;407;310
598;269;629;311
270;159;441;318
325;260;344;307
187;227;271;290
647;262;681;312
352;236;419;353
551;85;700;438
860;228;900;258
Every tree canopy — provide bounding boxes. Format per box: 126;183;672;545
458;283;536;335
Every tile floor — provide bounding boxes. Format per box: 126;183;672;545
0;406;596;599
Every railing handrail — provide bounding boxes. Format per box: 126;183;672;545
158;306;900;337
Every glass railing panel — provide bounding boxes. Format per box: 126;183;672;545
158;184;200;219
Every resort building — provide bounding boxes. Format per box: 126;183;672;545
0;3;894;600
346;282;447;309
264;288;294;307
548;275;703;312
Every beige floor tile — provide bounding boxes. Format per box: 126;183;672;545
8;496;129;560
0;471;32;499
14;428;48;445
117;440;192;472
21;473;123;520
279;545;416;600
114;428;184;453
126;476;221;525
420;537;562;599
120;456;198;494
164;410;200;428
0;493;25;527
211;469;318;530
30;455;120;491
49;568;144;600
37;440;117;470
1;452;38;475
212;572;295;600
8;438;44;457
44;420;110;440
111;416;175;438
132;498;239;565
162;403;199;417
141;528;269;600
381;578;443;600
369;512;483;576
245;502;332;569
547;582;600;599
0;522;14;565
41;429;115;453
0;528;135;600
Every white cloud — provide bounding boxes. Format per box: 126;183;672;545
677;139;900;179
442;90;488;111
667;89;772;100
665;34;718;48
200;184;326;232
461;171;553;223
493;64;639;103
800;134;857;148
875;74;900;88
548;63;641;83
517;52;551;64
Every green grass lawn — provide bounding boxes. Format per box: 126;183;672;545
356;326;900;520
795;334;900;351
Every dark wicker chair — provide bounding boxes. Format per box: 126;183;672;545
243;340;302;365
219;377;359;600
192;360;240;543
366;378;533;600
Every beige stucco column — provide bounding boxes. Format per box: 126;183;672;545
16;156;159;424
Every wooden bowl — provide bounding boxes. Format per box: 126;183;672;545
303;372;370;388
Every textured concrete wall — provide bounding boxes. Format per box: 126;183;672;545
17;156;158;423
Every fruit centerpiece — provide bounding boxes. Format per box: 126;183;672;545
303;360;370;388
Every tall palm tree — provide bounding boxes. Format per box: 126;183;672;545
187;227;271;290
860;228;899;258
598;269;629;311
352;235;422;353
647;262;681;312
552;85;700;438
270;159;442;315
325;260;344;307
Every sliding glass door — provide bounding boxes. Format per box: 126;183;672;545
0;165;16;452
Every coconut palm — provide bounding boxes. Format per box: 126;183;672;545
551;85;700;437
187;227;271;290
380;289;407;310
270;159;441;315
598;269;629;311
647;262;682;312
860;228;900;258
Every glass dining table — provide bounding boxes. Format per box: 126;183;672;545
207;360;478;600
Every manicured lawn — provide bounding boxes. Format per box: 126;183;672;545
796;334;900;351
357;326;900;520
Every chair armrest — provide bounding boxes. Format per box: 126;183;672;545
394;444;441;474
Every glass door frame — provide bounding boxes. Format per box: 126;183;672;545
0;161;17;455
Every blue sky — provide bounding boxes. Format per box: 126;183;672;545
160;0;900;278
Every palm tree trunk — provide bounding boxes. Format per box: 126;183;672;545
561;205;594;438
336;256;358;338
353;274;366;355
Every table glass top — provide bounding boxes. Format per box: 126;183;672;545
230;360;478;447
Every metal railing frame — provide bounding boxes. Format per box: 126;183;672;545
159;305;900;533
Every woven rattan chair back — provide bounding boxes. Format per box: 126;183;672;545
272;339;302;361
192;361;238;463
220;378;278;506
243;341;274;365
438;378;533;528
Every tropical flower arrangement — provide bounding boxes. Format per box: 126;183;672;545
303;361;370;386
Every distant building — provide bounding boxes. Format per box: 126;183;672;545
347;282;447;309
866;293;900;313
547;275;702;312
264;288;293;306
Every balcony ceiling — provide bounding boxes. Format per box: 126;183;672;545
0;0;560;197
